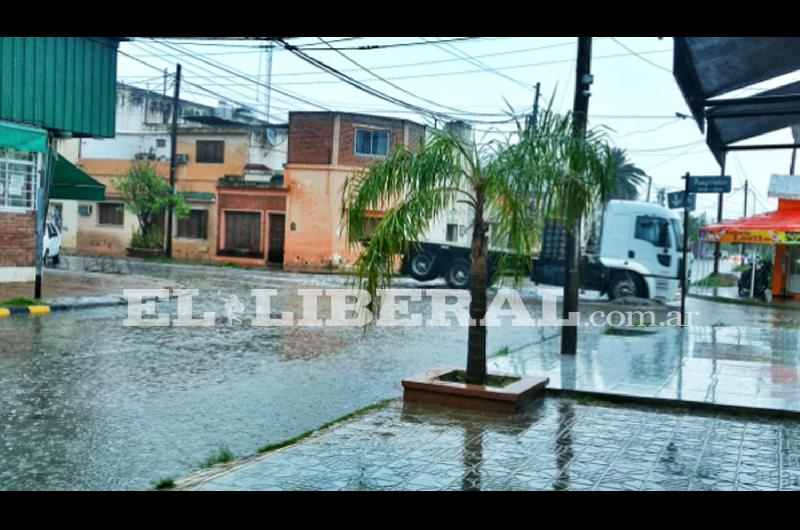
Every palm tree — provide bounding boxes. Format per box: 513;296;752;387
609;147;647;201
343;107;613;385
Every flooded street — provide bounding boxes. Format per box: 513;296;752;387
0;264;579;490
1;262;799;490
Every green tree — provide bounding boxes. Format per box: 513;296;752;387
608;147;647;201
343;107;613;385
113;162;189;249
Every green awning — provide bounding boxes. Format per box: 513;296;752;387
0;120;48;153
49;155;105;201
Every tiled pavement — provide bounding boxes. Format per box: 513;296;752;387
489;326;800;414
188;397;800;491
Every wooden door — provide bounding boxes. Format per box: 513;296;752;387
224;211;262;257
268;213;285;265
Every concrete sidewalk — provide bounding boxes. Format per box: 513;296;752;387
0;268;176;306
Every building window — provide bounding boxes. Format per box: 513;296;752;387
354;129;390;157
98;202;124;226
0;148;38;212
156;138;166;148
363;216;383;238
177;209;208;239
446;223;459;242
196;140;225;163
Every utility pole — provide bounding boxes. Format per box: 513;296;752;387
743;180;748;217
713;156;726;275
34;137;54;300
657;188;666;206
165;64;181;259
528;82;541;137
646;175;652;202
265;44;274;122
163;68;167;96
561;36;592;356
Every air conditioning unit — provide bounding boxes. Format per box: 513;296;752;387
176;154;190;164
78;205;93;216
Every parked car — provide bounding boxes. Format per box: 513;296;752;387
43;222;61;265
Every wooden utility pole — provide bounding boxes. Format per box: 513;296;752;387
561;37;592;355
165;64;181;259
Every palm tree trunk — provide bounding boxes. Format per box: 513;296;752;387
466;191;488;385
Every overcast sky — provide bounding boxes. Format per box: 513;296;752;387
116;37;800;222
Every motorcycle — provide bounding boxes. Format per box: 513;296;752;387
738;260;772;298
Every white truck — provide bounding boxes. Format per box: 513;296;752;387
401;200;689;301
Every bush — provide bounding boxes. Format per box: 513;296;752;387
130;228;164;250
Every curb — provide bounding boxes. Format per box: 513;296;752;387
0;305;51;317
687;292;800;311
546;387;800;420
0;297;134;318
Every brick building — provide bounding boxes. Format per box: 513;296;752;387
213;111;425;270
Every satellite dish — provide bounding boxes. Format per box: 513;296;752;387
266;128;279;147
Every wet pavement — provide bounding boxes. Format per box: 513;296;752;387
2;260;800;490
490;326;800;413
188;397;800;491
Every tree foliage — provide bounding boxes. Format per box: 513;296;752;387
113;162;189;249
608;147;647;201
343;105;614;385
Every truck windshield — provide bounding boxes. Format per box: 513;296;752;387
671;219;684;251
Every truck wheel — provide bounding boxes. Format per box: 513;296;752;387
608;272;644;300
52;253;60;265
410;250;437;281
445;258;471;289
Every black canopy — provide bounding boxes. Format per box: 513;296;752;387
673;37;800;166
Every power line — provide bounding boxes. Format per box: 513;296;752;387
609;37;673;74
421;37;533;91
274;36;498;51
145;38;333;111
129;39;577;80
115;47;285;125
128;41;290;122
315;37;511;118
273;38;521;125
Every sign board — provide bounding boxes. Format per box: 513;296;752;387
687;175;731;194
8;173;25;196
668;191;696;210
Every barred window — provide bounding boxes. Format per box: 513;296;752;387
176;209;208;239
0;148;38;212
98;202;124;226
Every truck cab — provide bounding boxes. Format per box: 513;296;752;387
593;200;687;301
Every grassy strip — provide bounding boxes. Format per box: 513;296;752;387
152;477;175;490
257;398;396;454
0;298;36;307
693;273;738;288
200;447;235;468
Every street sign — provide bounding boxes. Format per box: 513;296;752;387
667;191;696;211
687;175;732;193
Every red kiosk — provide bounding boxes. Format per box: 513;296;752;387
701;175;800;299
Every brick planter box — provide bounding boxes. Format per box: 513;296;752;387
402;366;549;414
126;247;164;259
